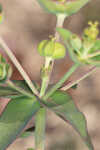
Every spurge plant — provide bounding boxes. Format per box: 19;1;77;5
0;0;100;150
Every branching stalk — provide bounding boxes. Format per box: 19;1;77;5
35;14;67;150
61;66;96;91
0;37;39;96
35;56;52;150
43;63;79;100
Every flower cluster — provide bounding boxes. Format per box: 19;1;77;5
75;22;100;66
57;21;100;66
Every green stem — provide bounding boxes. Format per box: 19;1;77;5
39;14;67;97
35;57;52;150
0;37;39;96
35;14;67;150
56;14;66;27
39;76;48;97
55;14;67;41
35;108;46;150
61;66;96;91
40;57;53;98
43;63;79;100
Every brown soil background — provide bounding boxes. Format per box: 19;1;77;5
0;0;100;150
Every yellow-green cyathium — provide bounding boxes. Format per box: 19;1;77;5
57;21;100;66
37;37;66;59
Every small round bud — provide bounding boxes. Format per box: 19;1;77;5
0;54;12;82
37;39;66;59
37;40;54;57
52;42;66;59
0;64;6;80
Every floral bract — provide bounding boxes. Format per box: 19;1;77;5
37;0;90;16
37;38;66;59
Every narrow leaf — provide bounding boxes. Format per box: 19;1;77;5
48;90;94;150
56;27;72;40
0;96;40;150
89;40;100;53
0;85;21;98
0;80;38;98
45;90;70;107
57;28;80;63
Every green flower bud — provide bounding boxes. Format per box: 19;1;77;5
52;42;66;59
0;64;6;80
37;40;54;57
84;21;99;41
0;54;12;82
78;21;100;63
6;64;13;79
57;23;100;66
37;39;66;59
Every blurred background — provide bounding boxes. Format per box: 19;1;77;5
0;0;100;149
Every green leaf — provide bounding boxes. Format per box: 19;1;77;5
57;27;72;40
0;80;38;98
0;85;21;98
91;55;100;61
27;148;34;150
87;59;100;67
0;96;40;150
0;82;18;99
47;90;94;150
45;90;70;107
37;0;90;16
56;28;80;64
86;40;100;66
89;40;100;53
13;80;39;93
